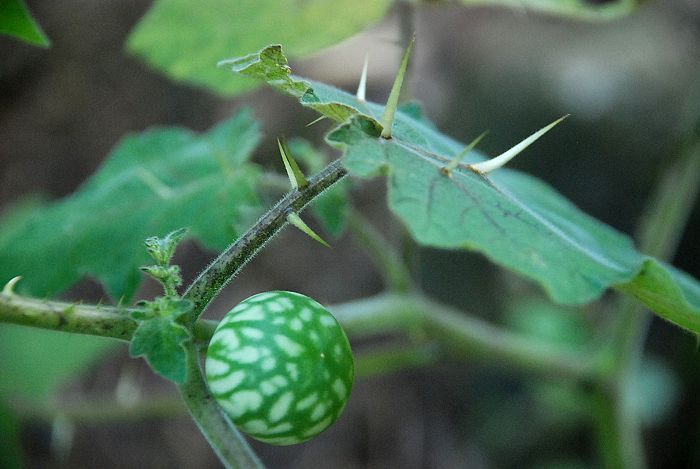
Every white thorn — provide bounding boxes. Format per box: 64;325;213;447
356;54;369;102
470;115;569;174
2;276;22;295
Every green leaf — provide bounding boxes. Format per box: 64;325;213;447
223;45;700;333
459;0;644;21
0;109;266;301
145;227;188;266
0;324;116;401
0;0;50;47
126;0;392;96
129;298;192;383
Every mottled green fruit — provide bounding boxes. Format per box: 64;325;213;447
205;291;354;445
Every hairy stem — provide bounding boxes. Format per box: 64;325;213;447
0;293;135;340
177;343;264;469
183;158;347;322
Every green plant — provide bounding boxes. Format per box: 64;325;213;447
1;1;698;468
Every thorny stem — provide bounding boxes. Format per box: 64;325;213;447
182;158;347;323
593;131;700;468
0;291;598;381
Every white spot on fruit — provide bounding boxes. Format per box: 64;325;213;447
211;328;239;350
320;315;336;327
302;415;333;438
243;419;268;433
229;346;260;364
207;370;246;395
290;318;303;331
261;357;276;371
240;327;264;339
228;390;263;417
266;301;285;313
300;309;312;321
310;402;328;421
263;422;293;435
296;392;318;411
205;357;230;377
269;391;294;422
332;378;347;400
231;305;265;322
286;363;299;380
274;335;304;357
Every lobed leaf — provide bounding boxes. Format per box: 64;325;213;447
223;45;700;333
129;298;193;384
126;0;392;96
0;109;265;301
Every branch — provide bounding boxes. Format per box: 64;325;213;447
177;342;264;469
0;293;136;340
182;158;347;323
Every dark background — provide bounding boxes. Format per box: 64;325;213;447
1;0;699;467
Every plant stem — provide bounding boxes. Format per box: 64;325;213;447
331;293;598;380
0;290;598;381
593;131;700;468
182;158;347;323
346;209;413;292
177;343;264;469
0;293;136;340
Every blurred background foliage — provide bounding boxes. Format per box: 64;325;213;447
0;0;699;467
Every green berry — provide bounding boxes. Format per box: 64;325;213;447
205;291;354;445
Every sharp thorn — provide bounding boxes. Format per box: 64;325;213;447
2;276;22;295
380;35;415;139
305;116;327;127
356;53;369;102
469;115;569;174
287;213;330;248
278;138;308;189
441;130;489;176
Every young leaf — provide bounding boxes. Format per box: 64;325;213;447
145;228;189;266
223;45;700;334
0;110;265;301
129;298;192;384
126;0;392;96
0;0;50;47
